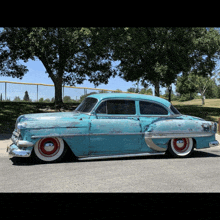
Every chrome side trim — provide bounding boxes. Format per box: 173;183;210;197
144;138;167;152
78;152;165;161
32;131;214;139
31;132;145;139
145;132;213;139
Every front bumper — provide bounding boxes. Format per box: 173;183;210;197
209;140;219;148
7;143;32;157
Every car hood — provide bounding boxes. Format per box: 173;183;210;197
16;112;90;129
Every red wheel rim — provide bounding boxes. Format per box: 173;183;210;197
173;138;189;152
38;138;60;157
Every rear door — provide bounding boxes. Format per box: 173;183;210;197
138;100;171;152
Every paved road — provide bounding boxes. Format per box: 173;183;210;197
1;134;220;192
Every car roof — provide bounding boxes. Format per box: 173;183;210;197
88;93;171;108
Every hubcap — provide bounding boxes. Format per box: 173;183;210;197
44;142;55;152
38;138;60;157
173;138;188;152
176;139;184;148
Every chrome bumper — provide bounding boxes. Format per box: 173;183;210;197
209;140;219;148
7;143;32;157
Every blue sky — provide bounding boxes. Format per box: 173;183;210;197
0;59;169;101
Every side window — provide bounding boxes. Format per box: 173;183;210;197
140;101;168;115
96;101;107;114
96;100;136;115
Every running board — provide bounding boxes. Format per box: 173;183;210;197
78;152;165;161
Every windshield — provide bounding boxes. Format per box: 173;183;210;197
170;105;181;114
75;97;98;113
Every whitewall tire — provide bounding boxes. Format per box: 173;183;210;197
34;137;67;162
168;137;194;158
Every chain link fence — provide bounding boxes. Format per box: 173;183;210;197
0;81;129;103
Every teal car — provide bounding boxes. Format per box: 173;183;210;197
7;93;219;163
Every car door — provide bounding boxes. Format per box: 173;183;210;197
138;100;170;152
89;99;142;156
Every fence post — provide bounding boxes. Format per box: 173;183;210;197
5;82;6;100
37;85;38;102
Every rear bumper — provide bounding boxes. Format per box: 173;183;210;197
7;143;32;157
209;140;219;148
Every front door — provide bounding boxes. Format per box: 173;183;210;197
89;99;142;156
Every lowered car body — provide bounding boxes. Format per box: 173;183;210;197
7;93;219;162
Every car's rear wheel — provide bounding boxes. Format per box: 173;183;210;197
168;137;194;158
33;137;67;163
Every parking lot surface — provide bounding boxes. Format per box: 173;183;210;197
1;134;220;192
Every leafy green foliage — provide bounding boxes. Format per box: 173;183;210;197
111;27;220;96
0;27;115;105
13;96;21;102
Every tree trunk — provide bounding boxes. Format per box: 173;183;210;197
202;96;205;105
154;81;160;97
168;85;172;102
53;76;63;108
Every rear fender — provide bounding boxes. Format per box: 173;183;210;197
144;119;216;152
145;119;216;139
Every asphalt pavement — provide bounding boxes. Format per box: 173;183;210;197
1;134;220;192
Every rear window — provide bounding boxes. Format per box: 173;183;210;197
170;105;181;114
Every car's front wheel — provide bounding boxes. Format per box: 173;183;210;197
33;137;67;163
168;137;194;158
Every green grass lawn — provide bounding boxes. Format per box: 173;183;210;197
172;99;220;123
1;99;220;134
172;99;220;108
0;102;78;134
172;99;220;134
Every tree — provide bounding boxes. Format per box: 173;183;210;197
176;74;198;100
39;97;44;102
63;95;72;103
127;87;139;93
44;98;51;103
176;72;215;105
111;27;220;96
51;97;55;103
0;27;116;107
23;91;30;101
139;88;153;95
13;96;21;101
